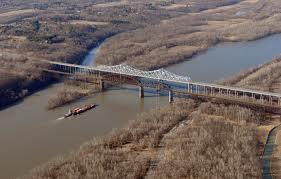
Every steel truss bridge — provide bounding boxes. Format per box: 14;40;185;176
39;60;281;113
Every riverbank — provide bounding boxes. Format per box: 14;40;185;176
1;0;274;109
24;100;265;178
219;55;281;93
41;0;281;109
0;69;53;110
0;36;109;110
2;0;281;178
22;43;281;178
1;0;166;109
95;0;281;70
219;55;281;178
46;79;101;110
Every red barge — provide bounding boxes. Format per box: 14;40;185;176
64;104;97;118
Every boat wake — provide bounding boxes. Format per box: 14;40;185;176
56;117;65;121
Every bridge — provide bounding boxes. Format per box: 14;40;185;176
38;60;281;113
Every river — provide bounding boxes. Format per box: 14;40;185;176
1;34;281;178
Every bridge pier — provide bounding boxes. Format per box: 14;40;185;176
139;86;144;98
42;60;281;111
99;79;105;91
169;90;174;103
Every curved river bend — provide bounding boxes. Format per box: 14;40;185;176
1;34;281;178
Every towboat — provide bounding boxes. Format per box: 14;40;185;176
71;104;97;115
63;104;97;118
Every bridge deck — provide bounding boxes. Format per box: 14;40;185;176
39;60;281;110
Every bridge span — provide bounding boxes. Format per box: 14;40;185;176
38;60;281;113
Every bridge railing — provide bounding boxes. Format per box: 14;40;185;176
169;82;281;108
39;60;281;109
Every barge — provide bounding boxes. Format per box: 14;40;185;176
63;104;97;118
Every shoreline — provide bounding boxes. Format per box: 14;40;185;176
2;32;280;111
0;37;109;111
21;50;281;177
2;0;281;110
24;100;265;178
3;1;281;178
95;30;281;71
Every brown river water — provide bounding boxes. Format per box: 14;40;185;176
1;34;281;178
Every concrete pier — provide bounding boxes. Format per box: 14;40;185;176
139;86;144;98
169;90;174;103
99;79;105;91
41;60;281;110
